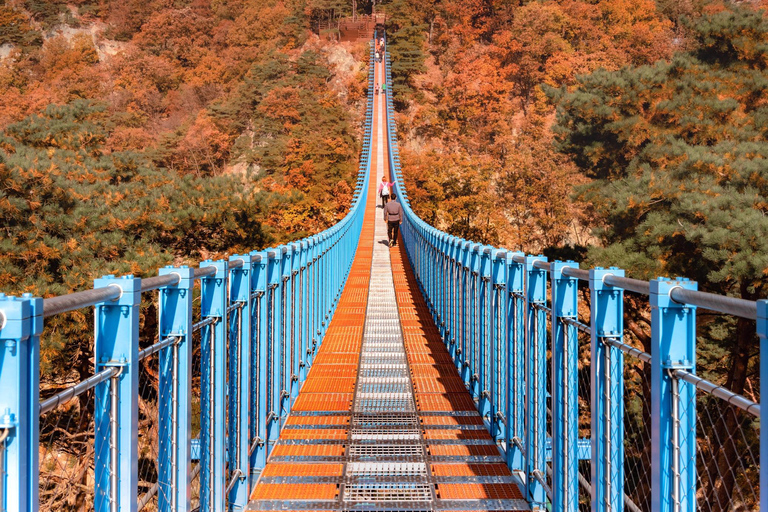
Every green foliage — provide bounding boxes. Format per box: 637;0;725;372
689;6;768;68
0;100;268;294
24;0;73;29
0;98;270;382
386;0;427;108
550;6;768;423
552;6;768;299
219;49;360;240
0;6;42;46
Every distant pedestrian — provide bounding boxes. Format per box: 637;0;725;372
375;84;379;95
384;193;402;247
379;37;384;48
378;176;394;208
381;83;386;95
375;51;380;62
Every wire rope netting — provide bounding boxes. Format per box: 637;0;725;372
576;321;592;512
137;347;162;511
684;385;760;511
36;290;211;512
38;358;97;510
189;323;204;510
623;352;652;512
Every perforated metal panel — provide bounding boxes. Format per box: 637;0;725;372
344;483;432;502
352;414;419;428
346;462;428;478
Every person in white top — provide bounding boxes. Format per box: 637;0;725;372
377;176;394;208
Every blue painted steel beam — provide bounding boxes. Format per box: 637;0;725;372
651;278;697;512
266;250;282;454
505;252;525;475
93;274;141;512
158;266;194;512
759;300;768;512
590;267;625;512
250;251;269;481
524;256;548;509
490;250;507;441
0;293;42;512
299;242;309;383
199;260;227;512
757;300;768;510
551;261;580;512
228;254;252;510
546;437;591;461
478;246;492;417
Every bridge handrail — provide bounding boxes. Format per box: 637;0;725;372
0;39;379;512
381;42;765;512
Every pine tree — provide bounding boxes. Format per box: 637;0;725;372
551;7;768;508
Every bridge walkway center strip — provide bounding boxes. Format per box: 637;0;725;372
248;53;528;512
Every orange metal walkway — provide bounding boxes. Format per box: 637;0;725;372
247;58;527;512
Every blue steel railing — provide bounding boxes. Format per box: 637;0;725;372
382;46;766;512
0;42;377;512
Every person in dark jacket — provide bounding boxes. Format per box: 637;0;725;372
383;193;403;247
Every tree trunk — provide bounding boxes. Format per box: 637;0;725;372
429;18;434;44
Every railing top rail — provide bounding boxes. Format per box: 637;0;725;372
43;286;122;318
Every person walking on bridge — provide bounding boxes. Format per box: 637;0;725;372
384;193;402;247
378;175;394;208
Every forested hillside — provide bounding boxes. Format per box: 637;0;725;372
385;2;767;506
1;0;367;295
386;0;768;363
0;0;369;466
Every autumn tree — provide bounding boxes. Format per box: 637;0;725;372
551;7;768;509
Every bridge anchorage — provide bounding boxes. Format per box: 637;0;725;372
0;32;765;512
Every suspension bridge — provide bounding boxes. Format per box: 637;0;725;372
0;32;766;512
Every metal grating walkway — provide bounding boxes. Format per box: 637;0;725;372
247;56;528;512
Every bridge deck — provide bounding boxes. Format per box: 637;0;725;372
248;58;527;512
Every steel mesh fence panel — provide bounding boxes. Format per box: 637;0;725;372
623;351;652;512
577;323;591;510
693;392;760;511
137;349;162;511
189;324;203;511
38;388;95;510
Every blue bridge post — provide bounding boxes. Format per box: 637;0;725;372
448;239;459;361
459;241;471;383
478;246;492;418
158;266;194;512
524;255;548;509
267;249;282;454
299;242;309;383
469;244;481;399
306;239;316;364
317;237;326;345
93;275;141;512
199;260;227;512
228;254;252;510
291;243;302;400
439;234;449;341
759;300;768;512
251;251;268;478
0;293;42;512
589;267;625;512
505;252;525;475
651;278;697;512
551;262;580;512
490;250;507;441
280;246;292;424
